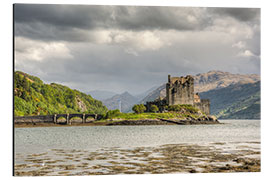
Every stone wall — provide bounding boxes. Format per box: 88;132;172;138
14;114;101;124
194;99;210;115
194;93;201;103
166;75;194;105
146;74;211;115
14;115;54;124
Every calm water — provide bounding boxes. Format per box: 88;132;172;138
15;120;260;154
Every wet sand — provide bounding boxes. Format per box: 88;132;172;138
14;141;260;176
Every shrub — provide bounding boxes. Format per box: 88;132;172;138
166;104;198;113
132;104;146;114
149;104;159;113
105;109;121;119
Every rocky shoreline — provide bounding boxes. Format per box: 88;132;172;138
106;117;219;126
14;141;260;176
15;116;219;128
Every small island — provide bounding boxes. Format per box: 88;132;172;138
14;74;219;127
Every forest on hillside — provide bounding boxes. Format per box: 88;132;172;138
14;71;108;116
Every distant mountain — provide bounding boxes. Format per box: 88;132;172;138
140;84;166;104
200;81;260;119
139;71;260;119
14;71;108;116
193;70;260;93
140;71;260;103
86;90;117;100
102;92;139;113
134;86;160;102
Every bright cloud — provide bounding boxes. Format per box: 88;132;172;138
15;37;73;63
237;50;256;57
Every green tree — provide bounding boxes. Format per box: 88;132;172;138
132;104;146;114
149;104;159;113
105;109;121;119
22;76;30;91
14;71;108;116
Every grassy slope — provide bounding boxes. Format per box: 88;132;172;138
14;71;107;116
200;81;260;119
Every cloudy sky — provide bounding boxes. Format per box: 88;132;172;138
14;4;260;94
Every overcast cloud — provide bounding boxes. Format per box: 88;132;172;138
14;4;260;94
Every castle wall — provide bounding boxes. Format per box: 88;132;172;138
194;99;210;115
194;93;201;103
166;75;194;105
149;74;211;115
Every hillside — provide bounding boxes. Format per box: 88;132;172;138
193;70;260;93
139;71;260;119
200;81;260;119
134;86;160;102
140;71;260;104
140;84;166;104
14;71;108;116
102;92;139;113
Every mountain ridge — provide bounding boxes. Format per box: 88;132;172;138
102;91;139;113
86;90;117;100
140;71;260;104
139;71;260;119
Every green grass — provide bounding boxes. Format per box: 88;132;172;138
100;110;203;123
99;104;206;122
113;112;176;120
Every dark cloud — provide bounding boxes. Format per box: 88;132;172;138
209;8;260;22
14;4;109;29
14;4;208;30
109;6;211;31
14;4;212;42
14;5;260;94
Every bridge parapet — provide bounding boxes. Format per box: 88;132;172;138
15;113;101;125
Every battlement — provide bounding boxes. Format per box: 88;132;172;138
168;75;194;84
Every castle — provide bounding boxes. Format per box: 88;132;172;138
146;75;210;115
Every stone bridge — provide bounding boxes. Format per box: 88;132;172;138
14;113;103;125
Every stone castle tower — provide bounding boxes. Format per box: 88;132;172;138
166;75;195;105
166;75;210;115
146;74;210;115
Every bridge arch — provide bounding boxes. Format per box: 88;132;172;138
53;113;100;124
54;114;69;124
69;114;84;124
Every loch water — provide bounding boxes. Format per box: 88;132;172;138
15;120;260;154
14;120;261;175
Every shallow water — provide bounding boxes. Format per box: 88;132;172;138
15;120;260;154
14;120;260;175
